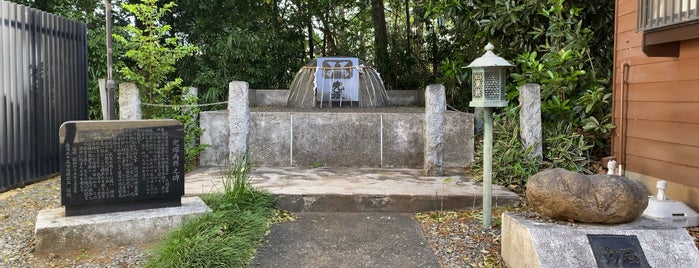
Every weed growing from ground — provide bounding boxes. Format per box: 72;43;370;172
311;162;325;168
146;154;274;267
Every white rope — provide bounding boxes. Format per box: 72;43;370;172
301;65;370;70
141;101;229;108
446;103;468;113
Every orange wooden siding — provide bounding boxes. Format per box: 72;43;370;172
613;0;699;188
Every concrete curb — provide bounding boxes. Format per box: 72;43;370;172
275;193;519;213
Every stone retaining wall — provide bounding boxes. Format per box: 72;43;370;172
200;107;473;168
117;83;465;169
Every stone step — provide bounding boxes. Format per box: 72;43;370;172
185;167;519;213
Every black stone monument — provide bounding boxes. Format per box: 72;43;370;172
60;120;185;216
587;234;651;268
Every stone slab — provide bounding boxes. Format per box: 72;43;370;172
250;89;425;107
34;197;210;255
381;113;423;167
252;212;439;267
250;112;292;166
59;120;185;216
501;212;699;268
444;113;474;168
386;90;422;106
199;111;229;166
291;112;382;167
254;89;289;106
186;167;519;212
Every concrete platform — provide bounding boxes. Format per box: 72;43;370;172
252;212;439;268
501;212;699;268
186;166;519;212
34;197;210;255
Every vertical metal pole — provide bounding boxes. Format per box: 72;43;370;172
483;107;494;229
105;0;116;120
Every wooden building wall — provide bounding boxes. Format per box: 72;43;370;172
614;0;699;210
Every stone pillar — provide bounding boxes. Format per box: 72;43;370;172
98;79;108;119
182;87;198;116
519;83;542;159
228;81;250;163
424;84;446;175
118;82;141;120
183;87;199;149
185;87;198;98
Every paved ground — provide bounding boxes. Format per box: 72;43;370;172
185;166;518;267
185;166;519;212
251;212;440;268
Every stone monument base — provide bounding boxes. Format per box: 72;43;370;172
501;212;699;268
34;197;210;255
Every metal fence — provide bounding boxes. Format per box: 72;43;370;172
1;1;88;192
638;0;699;30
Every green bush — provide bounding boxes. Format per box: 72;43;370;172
115;0;206;170
471;107;595;190
471;0;612;189
471;107;539;192
509;0;614;157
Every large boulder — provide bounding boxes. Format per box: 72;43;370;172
526;168;649;224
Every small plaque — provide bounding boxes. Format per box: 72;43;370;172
60;120;184;216
315;57;360;107
587;234;651;268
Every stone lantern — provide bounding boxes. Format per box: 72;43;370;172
466;43;513;229
467;43;513;108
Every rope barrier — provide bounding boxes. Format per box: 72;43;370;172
140;101;229;108
300;65;370;70
141;99;465;111
140;66;375;109
446;103;468;113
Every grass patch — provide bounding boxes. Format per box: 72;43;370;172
146;154;275;267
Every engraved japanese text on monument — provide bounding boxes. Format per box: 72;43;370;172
60;120;184;216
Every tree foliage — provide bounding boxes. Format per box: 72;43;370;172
115;0;204;170
465;0;614;186
163;0;307;105
16;0;616;178
115;0;197;103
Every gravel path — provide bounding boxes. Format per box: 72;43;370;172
416;209;508;267
1;177;60;266
0;176;149;267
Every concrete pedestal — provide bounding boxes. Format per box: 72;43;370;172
501;212;699;268
34;197;210;255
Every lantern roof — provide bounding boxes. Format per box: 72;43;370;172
466;43;514;68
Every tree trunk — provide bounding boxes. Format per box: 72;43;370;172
304;1;314;59
370;0;390;88
405;0;411;55
308;19;314;58
321;2;336;56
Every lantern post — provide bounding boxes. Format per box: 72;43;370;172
466;43;513;229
